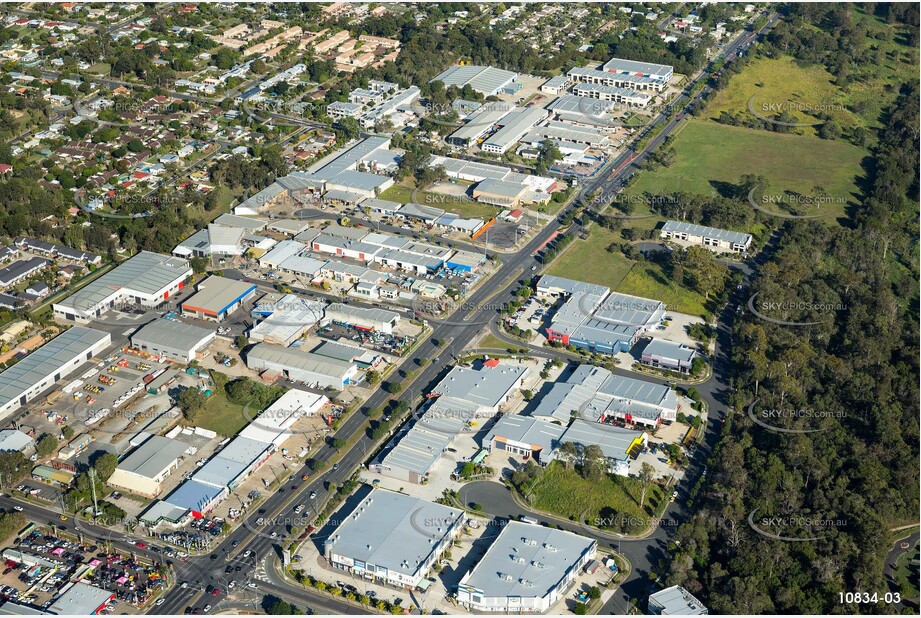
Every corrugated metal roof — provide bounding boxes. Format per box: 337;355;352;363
0;326;110;411
54;251;191;315
325;489;463;577
130;319;215;352
661;220;752;245
115;436;188;479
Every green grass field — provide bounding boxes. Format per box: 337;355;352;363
707;56;848;135
196;390;248;437
625;119;867;218
530;462;666;532
547;227;710;315
618;262;709;317
547;228;635;289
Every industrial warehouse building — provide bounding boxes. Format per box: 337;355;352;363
107;435;189;498
324;302;400;334
430;65;519;97
47;582;116;615
640;338;699;374
180;276;257;322
370;363;528;483
601;57;674;84
531;364;678;427
457;521;597;613
648;585;709;615
483;414;566;462
324;489;465;589
245;343;359;389
0;430;34;454
485;415;647;476
660;220;752;253
538;275;665;354
141;389;327;524
249;295;326;347
52;252;192;323
0;326;111;420
129;318;216;362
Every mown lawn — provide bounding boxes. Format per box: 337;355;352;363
547;227;635;290
195;390;249;437
530;461;666;532
625;119;867;218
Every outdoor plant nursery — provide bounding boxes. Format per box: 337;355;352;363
0;2;915;618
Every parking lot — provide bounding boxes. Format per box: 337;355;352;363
1;527;163;613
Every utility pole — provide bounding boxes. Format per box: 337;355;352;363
89;467;100;516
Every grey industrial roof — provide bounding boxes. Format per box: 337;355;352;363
139;500;189;524
0;430;33;452
326;302;399;327
558;419;645;461
447;249;486;268
191;455;248;489
431;65;518;96
0;326;109;412
459;521;595;600
642;338;697;363
260;240;307;266
569;66;659;87
267;219;312;235
529;382;600;423
433;364;527;410
648;585;708;615
524;121;608;147
475;178;527;199
213;214;268;231
537;275;608;297
181;276;255;314
531;365;675;423
278;254;328;277
323;188;366;204
601;57;673;79
361;197;403;213
376;248;443;269
247;343;355;378
547;95;616;125
543;75;569;88
599;373;676;410
485;415;565;453
313;136;391;177
311;340;364;362
131;318;215;351
325;489;464;577
572;82;652;102
448;102;514;142
48;582;114;615
54;251;191;315
216;435;272;465
398;202;445;221
662;220;752;245
116;436;188;479
483;106;548;151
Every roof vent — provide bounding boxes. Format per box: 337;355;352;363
543;543;557;552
